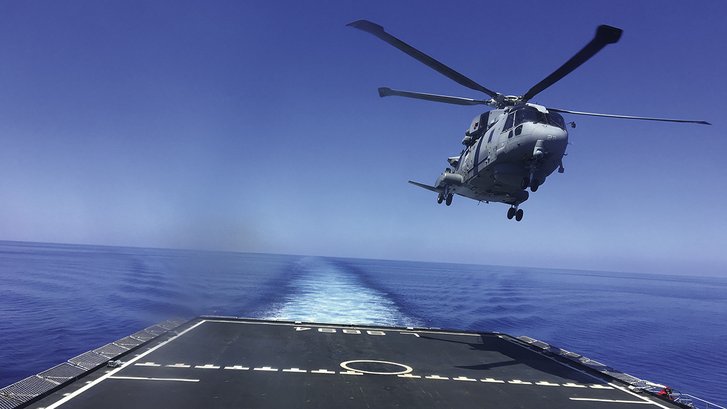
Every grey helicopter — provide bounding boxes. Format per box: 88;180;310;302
348;20;710;221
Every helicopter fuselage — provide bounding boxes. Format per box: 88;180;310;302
433;103;568;207
350;19;709;220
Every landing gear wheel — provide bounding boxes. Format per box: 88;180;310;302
507;207;516;220
515;209;524;221
445;194;453;206
521;177;530;189
437;193;444;204
530;179;540;192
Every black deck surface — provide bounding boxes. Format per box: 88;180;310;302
29;318;680;409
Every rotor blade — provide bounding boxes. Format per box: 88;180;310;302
521;25;623;101
378;87;492;106
548;107;711;125
347;20;500;99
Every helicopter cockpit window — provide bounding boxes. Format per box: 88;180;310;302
515;107;540;126
514;106;566;130
547;112;566;129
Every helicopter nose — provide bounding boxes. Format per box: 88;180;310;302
531;127;568;157
545;127;568;144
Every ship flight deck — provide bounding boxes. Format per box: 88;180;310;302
22;317;683;409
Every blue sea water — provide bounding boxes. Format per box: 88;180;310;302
1;240;725;405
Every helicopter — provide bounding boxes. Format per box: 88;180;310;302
348;20;710;221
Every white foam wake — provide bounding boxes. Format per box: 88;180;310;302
264;257;418;327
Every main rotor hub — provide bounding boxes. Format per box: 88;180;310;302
500;95;523;108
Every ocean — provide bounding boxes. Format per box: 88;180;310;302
1;240;725;405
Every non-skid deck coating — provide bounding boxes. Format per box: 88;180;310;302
29;318;680;409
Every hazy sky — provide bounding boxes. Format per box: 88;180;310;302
1;0;725;276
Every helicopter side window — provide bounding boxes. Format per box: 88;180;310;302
503;113;514;131
481;112;492;130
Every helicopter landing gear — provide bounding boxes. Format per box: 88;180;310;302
437;193;444;204
507;206;524;221
521;177;530;189
445;193;453;206
530;179;541;192
524;171;539;191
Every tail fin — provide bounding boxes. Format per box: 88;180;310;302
408;180;441;193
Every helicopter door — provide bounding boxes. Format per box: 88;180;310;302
484;129;496;164
463;146;474;174
497;113;514;152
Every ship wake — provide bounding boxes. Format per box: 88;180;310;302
263;257;419;327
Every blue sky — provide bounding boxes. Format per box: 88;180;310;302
0;0;724;275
